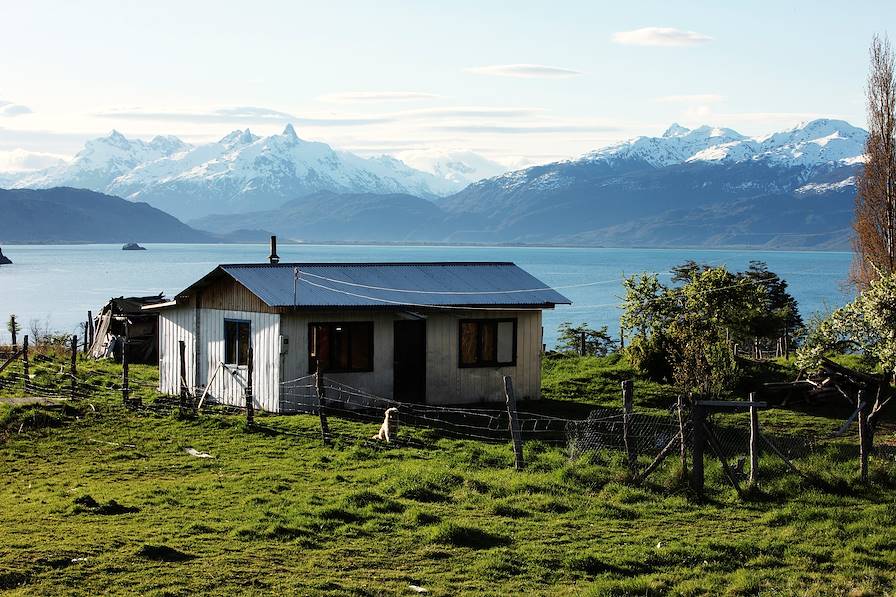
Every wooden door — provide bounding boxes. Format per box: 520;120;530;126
393;320;426;403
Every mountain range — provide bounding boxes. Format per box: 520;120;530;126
2;118;868;249
10;125;475;220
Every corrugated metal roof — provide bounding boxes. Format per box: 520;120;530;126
182;262;571;308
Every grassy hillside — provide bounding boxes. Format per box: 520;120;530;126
1;353;895;595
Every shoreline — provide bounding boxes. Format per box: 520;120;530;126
0;240;855;255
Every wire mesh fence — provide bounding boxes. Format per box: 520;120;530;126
3;345;894;488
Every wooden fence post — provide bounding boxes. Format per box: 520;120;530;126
748;392;760;488
504;376;524;471
22;335;29;392
691;400;706;492
579;331;586;356
314;366;331;445
677;395;687;475
70;335;78;401
178;340;187;413
622;380;637;476
85;311;92;352
245;345;254;426
122;334;131;406
10;315;17;351
857;390;869;484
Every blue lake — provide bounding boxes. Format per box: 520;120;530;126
0;244;855;345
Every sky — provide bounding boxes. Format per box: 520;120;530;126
0;0;893;170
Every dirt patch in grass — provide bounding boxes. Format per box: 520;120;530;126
136;544;196;562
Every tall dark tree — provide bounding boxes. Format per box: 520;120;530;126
854;34;896;287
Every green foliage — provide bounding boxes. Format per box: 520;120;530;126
555;322;617;356
621;261;800;397
5;314;20;338
796;272;896;378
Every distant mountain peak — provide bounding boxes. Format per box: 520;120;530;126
663;123;690;138
282;123;299;141
219;128;259;146
105;129;131;148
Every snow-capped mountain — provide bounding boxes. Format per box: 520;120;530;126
11;125;467;220
19;131;190;191
438;119;868;249
585;118;866;169
584;124;748;167
394;149;509;188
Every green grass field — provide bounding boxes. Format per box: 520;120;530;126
1;352;895;596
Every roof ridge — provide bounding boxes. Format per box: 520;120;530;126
220;261;518;267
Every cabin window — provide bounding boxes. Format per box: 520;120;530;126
224;319;251;366
309;322;374;373
459;318;517;367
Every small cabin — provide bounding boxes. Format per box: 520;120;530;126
147;261;570;411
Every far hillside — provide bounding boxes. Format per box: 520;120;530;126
0;187;215;244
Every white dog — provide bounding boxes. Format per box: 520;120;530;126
372;407;399;442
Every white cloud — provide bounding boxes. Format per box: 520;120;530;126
656;94;724;103
612;27;712;47
395;106;544;119
319;91;439;102
465;64;581;78
0;101;33;117
94;106;389;127
0;148;68;172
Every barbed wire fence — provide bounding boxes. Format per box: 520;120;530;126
2;337;893;494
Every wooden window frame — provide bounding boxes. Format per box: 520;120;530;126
224;318;251;367
308;321;375;374
458;318;517;368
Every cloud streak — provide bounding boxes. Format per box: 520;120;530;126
94;106;390;127
0;100;33;117
656;94;724;103
431;123;619;134
465;64;581;78
612;27;712;47
320;91;439;102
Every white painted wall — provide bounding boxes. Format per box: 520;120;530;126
158;306;280;411
160;305;544;410
197;309;280;412
279;309;543;405
158;305;195;395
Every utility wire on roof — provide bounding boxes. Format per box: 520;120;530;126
297;269;618;294
298;269;774;312
299;277;551;311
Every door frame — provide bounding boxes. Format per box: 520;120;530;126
393;319;426;403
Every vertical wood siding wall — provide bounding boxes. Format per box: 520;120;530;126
159;305;280;411
279;309;543;405
198;309;280;411
158;304;196;395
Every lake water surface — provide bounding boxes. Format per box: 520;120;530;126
0;244;855;345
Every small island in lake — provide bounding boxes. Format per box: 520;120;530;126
0;247;11;265
122;242;146;251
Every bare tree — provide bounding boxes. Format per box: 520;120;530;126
853;34;896;287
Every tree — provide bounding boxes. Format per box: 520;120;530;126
853;33;896;287
6;314;20;347
555;322;616;356
740;261;803;339
796;272;896;381
621;262;798;397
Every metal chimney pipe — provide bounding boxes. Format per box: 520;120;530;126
268;235;280;264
